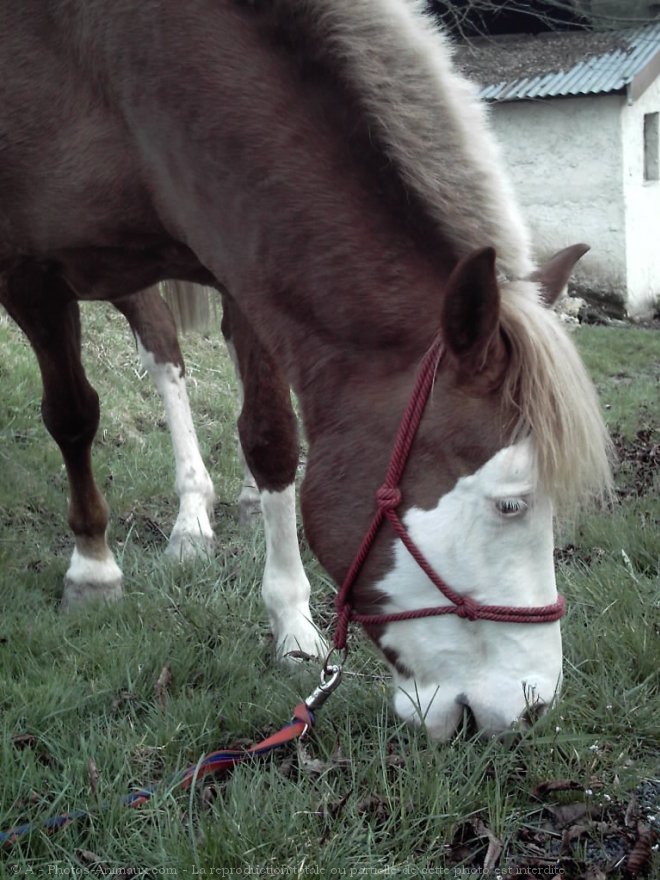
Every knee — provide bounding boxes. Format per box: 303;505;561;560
42;382;100;450
238;408;298;492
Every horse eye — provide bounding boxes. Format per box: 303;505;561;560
495;498;528;517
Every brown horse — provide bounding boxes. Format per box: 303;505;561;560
0;0;612;738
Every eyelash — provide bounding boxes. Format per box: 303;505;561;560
495;498;528;517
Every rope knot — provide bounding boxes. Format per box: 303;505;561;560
455;600;479;622
376;485;402;510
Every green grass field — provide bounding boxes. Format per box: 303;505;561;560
0;305;658;878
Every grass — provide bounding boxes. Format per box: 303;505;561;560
0;304;658;877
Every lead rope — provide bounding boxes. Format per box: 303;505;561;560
333;336;565;651
0;666;342;849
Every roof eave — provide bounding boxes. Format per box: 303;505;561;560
627;50;660;104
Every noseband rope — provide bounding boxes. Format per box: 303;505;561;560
333;337;565;651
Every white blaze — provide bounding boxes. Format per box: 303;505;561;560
377;439;562;739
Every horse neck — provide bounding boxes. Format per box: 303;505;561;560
186;99;453;403
176;126;451;409
249;237;447;407
65;3;456;391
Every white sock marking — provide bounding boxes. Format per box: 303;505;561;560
137;338;215;558
62;545;124;610
261;486;327;660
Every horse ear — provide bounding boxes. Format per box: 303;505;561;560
531;243;590;306
441;246;500;376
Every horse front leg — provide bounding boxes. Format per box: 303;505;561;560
236;442;261;527
221;296;327;662
1;264;122;610
221;326;261;527
114;288;216;560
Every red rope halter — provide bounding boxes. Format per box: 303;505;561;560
333;337;565;651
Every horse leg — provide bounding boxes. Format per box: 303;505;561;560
221;297;327;661
0;263;122;610
236;442;261;526
114;288;216;560
221;335;261;526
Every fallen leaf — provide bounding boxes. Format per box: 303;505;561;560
625;820;657;878
473;818;503;872
356;793;389;822
88;758;100;800
533;778;585;797
76;849;109;873
111;690;137;714
546;801;589;828
624;793;641;828
155;664;173;711
12;733;38;750
296;742;330;775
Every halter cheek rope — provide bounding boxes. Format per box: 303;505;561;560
2;335;565;848
333;336;565;650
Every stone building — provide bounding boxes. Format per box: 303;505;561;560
457;22;660;316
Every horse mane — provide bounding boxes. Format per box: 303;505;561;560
282;0;535;281
276;0;611;509
499;283;614;513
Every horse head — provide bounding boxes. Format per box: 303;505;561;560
303;243;609;740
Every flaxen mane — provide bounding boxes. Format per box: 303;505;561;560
498;285;613;513
277;0;612;508
292;0;534;279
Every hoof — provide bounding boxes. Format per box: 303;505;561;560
276;628;329;666
61;576;124;613
61;549;124;612
238;496;261;528
165;529;215;561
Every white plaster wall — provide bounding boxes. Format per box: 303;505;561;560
621;75;660;315
488;95;627;299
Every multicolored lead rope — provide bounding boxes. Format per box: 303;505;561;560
1;664;343;849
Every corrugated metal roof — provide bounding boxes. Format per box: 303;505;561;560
455;23;660;102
